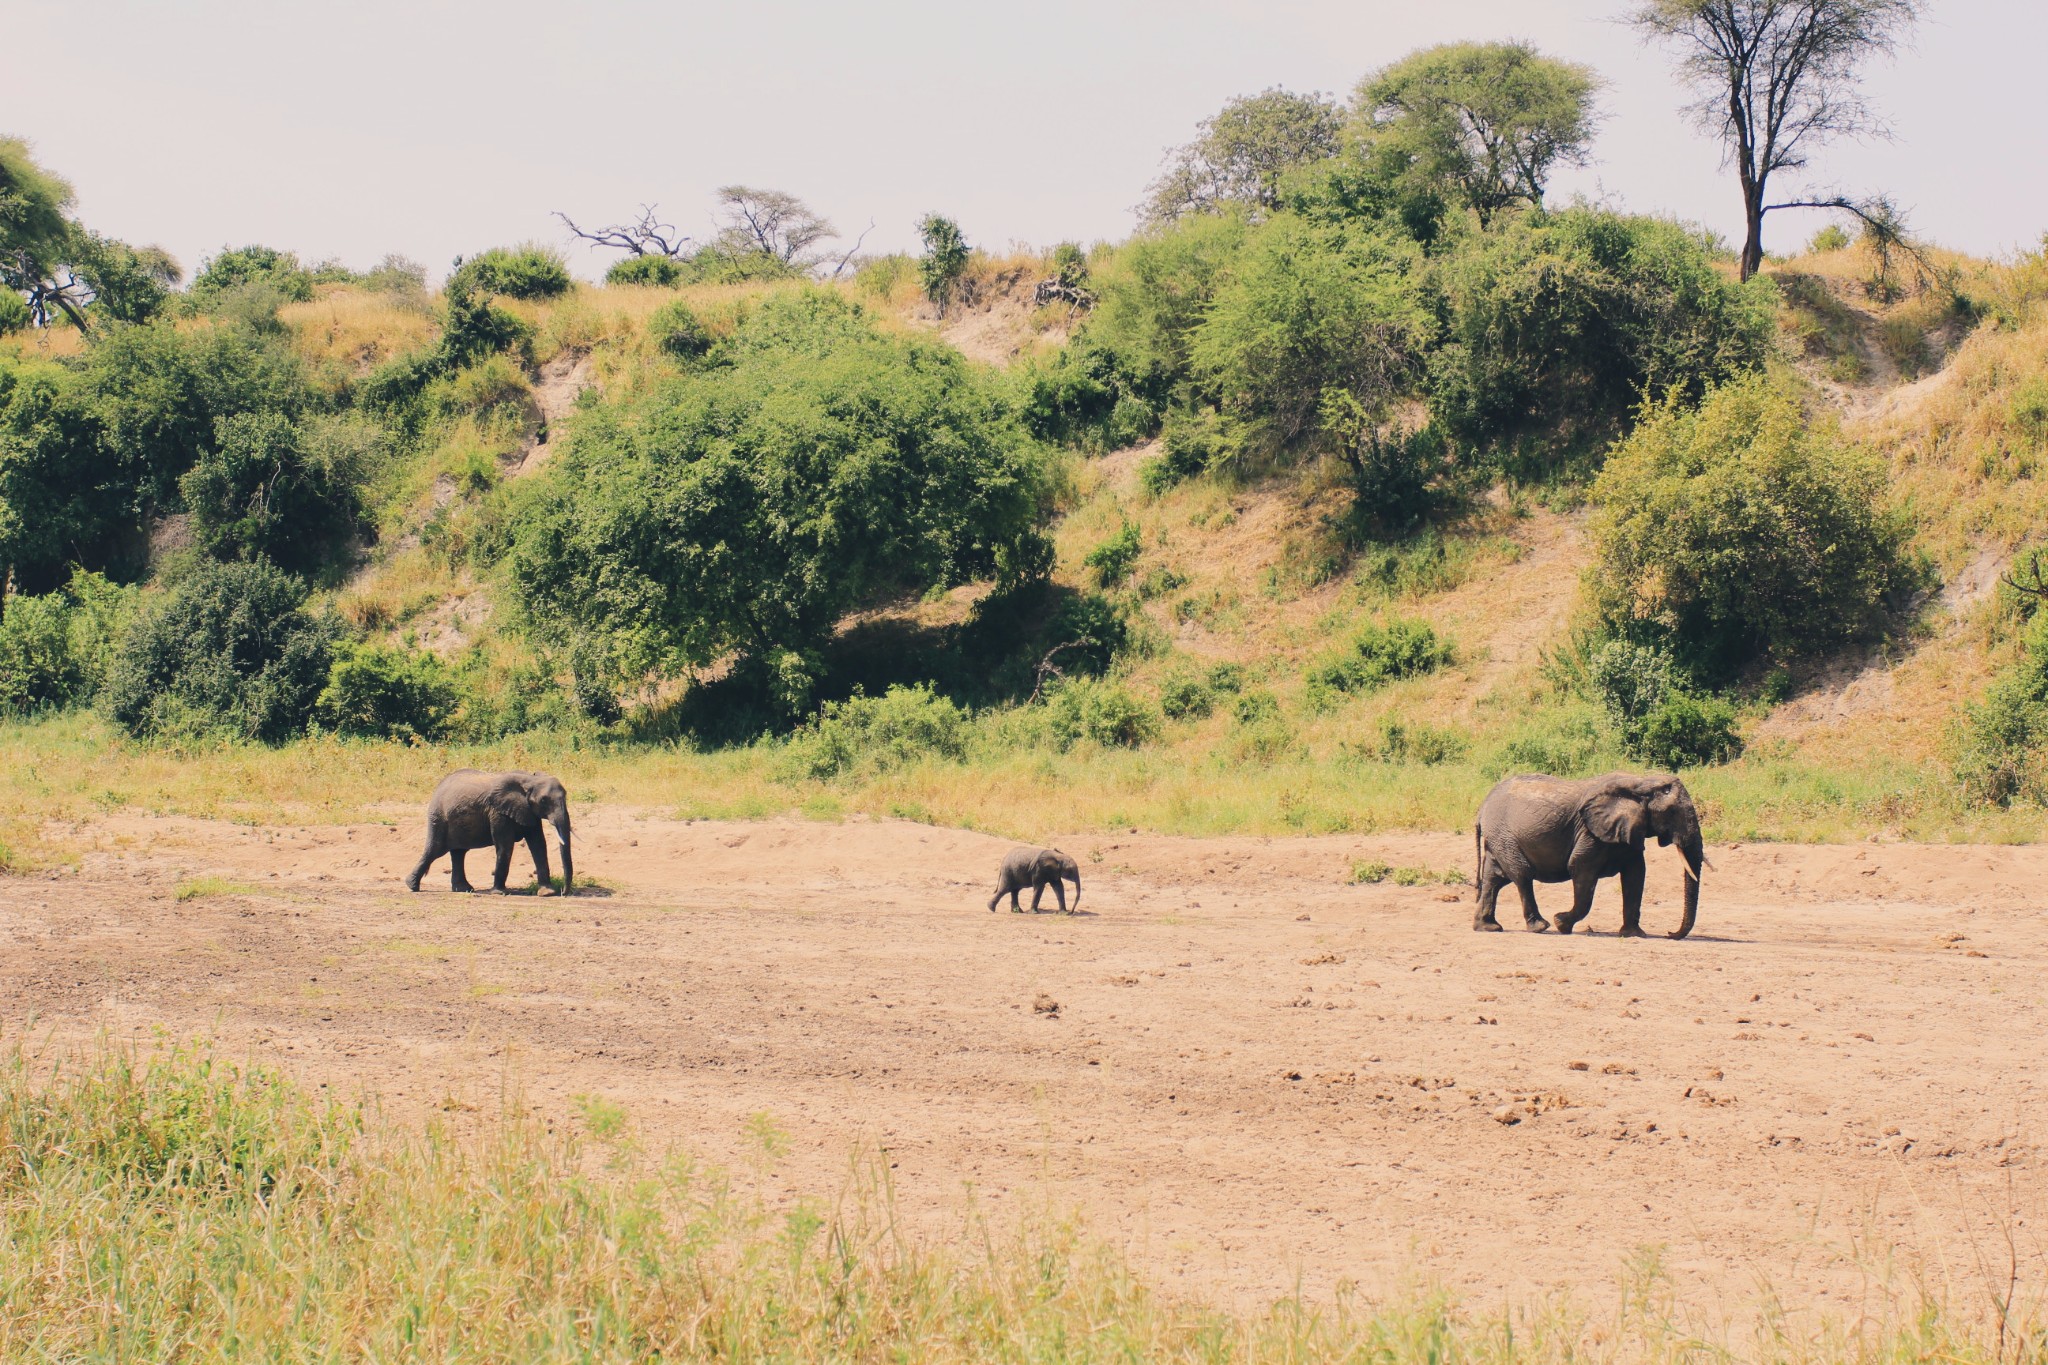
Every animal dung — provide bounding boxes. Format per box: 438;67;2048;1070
1032;994;1060;1017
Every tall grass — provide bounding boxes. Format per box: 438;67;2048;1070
0;1039;2037;1363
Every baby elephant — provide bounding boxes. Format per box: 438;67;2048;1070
988;846;1081;914
406;769;574;896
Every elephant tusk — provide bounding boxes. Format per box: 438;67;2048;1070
1680;850;1703;882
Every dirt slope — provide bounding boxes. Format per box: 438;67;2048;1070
9;812;2046;1317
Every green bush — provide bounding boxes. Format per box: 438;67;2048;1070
1232;688;1280;724
605;255;683;288
1635;692;1741;769
103;559;342;742
448;245;572;300
0;573;134;713
1426;209;1776;477
1377;719;1468;764
917;214;970;316
188;245;314;306
1955;616;2048;806
1307;619;1450;696
1047;679;1160;749
311;643;460;742
1588;638;1675;744
1139;410;1230;493
1491;710;1603;777
648;300;714;361
2012;378;2048;447
0;290;28;335
1808;225;1852;254
785;684;972;778
1206;661;1247;694
1084;521;1142;587
1589;374;1919;679
507;290;1047;715
1189;214;1429;463
179;412;361;573
1159;673;1216;720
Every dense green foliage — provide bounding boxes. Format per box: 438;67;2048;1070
1590;376;1918;680
179;412;364;572
1356;42;1599;226
783;683;972;778
917;214;970;316
0;573;130;712
1425;209;1777;476
1306;619;1451;699
1143;88;1346;224
189;245;314;310
509;291;1047;714
647;300;712;361
447;245;573;300
104;560;342;741
311;642;459;742
1587;639;1741;769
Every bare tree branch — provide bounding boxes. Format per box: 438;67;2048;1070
824;220;875;279
554;205;692;259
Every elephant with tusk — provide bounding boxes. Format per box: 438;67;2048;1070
406;770;574;896
1472;772;1705;938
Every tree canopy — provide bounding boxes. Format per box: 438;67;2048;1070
1356;41;1600;226
1143;88;1346;224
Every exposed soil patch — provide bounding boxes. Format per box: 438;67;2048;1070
8;813;2047;1314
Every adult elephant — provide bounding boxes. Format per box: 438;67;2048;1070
405;770;574;896
1472;772;1704;938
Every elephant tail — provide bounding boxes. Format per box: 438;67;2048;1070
1472;824;1483;901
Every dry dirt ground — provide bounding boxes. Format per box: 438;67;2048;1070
6;811;2048;1319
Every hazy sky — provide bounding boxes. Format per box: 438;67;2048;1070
8;0;2045;282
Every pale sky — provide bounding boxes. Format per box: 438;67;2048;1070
9;1;2045;282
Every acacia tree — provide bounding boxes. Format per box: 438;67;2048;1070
1;137;179;330
1628;0;1922;281
1356;42;1600;227
1143;88;1345;224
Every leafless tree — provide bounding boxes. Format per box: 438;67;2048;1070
713;186;838;267
1627;0;1921;281
555;204;692;259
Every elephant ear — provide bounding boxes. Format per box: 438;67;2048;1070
1583;792;1648;845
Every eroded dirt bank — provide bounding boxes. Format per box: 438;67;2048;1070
5;811;2046;1315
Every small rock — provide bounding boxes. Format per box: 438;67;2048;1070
1032;994;1060;1017
1568;1060;1590;1071
1295;913;1311;921
1492;1106;1521;1125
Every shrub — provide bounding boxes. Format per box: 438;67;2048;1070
1492;710;1603;777
0;290;28;335
1140;410;1230;493
648;300;713;361
1589;374;1919;679
1588;639;1675;744
1377;719;1468;764
781;684;972;779
1955;616;2048;806
1636;692;1741;769
605;255;683;288
179;412;361;573
1307;619;1450;696
1426;209;1776;477
448;245;572;300
507;291;1048;714
2012;378;2048;447
1807;224;1852;254
1350;859;1392;884
1046;679;1160;749
0;591;77;711
103;560;342;742
917;215;970;316
1189;214;1429;463
1084;521;1142;587
1159;673;1216;720
310;643;460;741
1206;661;1247;694
188;245;314;306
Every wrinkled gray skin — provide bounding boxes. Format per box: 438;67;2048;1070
1473;772;1703;938
406;770;574;896
989;846;1082;914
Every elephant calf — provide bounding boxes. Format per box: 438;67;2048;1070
989;846;1081;914
1473;771;1704;938
406;769;574;896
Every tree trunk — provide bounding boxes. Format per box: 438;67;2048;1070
1739;185;1767;282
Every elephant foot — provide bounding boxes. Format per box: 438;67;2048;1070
1555;919;1576;935
1474;920;1504;933
534;885;557;898
1524;917;1551;933
404;877;421;893
451;883;475;895
1618;924;1648;938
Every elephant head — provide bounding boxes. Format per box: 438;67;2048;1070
1043;849;1081;909
1584;775;1703;938
520;772;574;895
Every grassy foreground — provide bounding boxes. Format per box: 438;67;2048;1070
0;1038;2037;1363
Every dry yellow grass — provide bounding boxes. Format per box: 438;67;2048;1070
279;288;438;371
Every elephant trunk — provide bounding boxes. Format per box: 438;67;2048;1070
553;813;574;896
1670;828;1702;940
1069;869;1081;910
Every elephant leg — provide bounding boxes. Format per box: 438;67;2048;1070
490;839;515;893
407;831;444;892
1557;865;1600;933
1050;879;1068;914
1473;865;1506;932
1514;878;1549;933
525;829;553;895
449;848;475;893
1029;878;1046;913
988;877;1008;912
1617;849;1648;938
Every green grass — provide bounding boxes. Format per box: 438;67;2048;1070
173;875;260;902
0;1039;2037;1363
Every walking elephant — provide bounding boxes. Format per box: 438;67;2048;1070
405;770;574;896
989;847;1081;914
1473;772;1704;938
